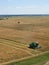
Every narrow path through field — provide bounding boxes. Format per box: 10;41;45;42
0;49;49;65
0;38;49;65
44;61;49;65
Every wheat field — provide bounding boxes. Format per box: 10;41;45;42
0;16;49;64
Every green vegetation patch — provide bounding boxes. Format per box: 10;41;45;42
7;52;49;65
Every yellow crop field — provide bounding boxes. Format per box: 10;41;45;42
0;16;49;64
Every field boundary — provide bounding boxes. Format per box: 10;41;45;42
0;50;49;65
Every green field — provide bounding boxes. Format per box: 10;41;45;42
7;52;49;65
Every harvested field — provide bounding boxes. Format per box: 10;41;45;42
0;43;31;63
0;16;49;64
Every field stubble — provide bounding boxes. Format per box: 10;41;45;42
0;16;49;64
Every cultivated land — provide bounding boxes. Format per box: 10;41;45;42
0;16;49;65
